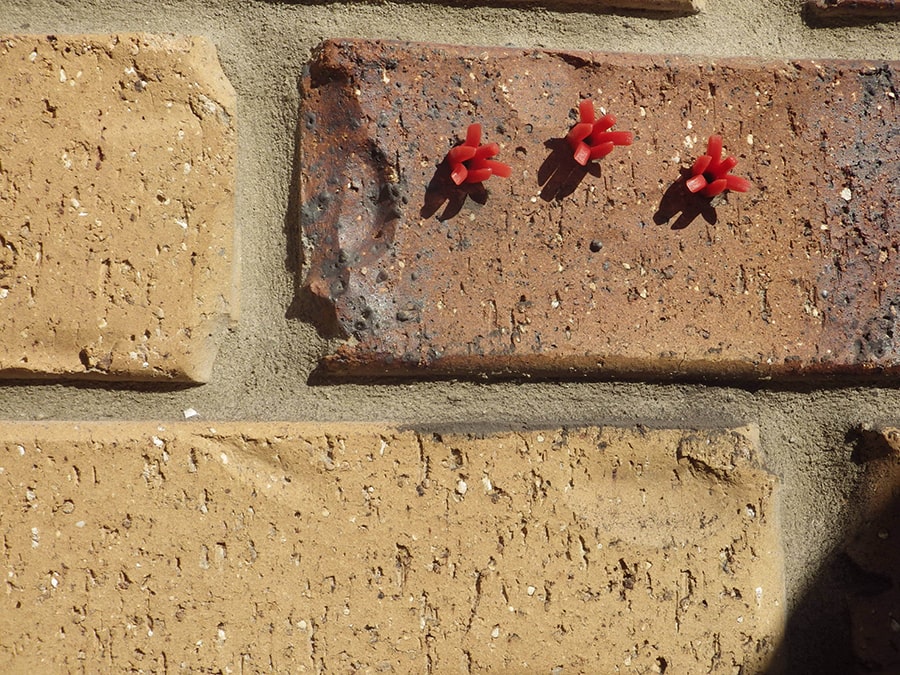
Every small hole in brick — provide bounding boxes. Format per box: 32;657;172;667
589;240;603;253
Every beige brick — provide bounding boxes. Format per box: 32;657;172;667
0;35;236;382
0;422;782;672
845;426;900;672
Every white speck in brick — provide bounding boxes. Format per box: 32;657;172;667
75;521;85;528
737;616;744;623
175;219;188;229
152;436;165;448
491;625;500;638
841;187;852;201
29;50;36;61
747;134;754;146
891;618;900;632
745;505;756;518
17;445;25;455
183;408;198;419
183;162;192;174
298;620;307;630
482;476;492;492
878;530;889;540
220;453;228;465
51;574;58;588
527;585;536;596
59;68;66;82
31;527;39;548
683;135;695;149
0;289;7;299
686;120;693;130
456;479;467;496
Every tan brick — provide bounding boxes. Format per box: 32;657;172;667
845;426;900;672
302;40;899;381
0;422;782;673
0;35;236;382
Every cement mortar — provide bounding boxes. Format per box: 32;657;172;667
0;0;898;672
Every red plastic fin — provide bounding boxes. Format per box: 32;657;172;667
590;114;617;140
718;156;738;176
579;100;595;124
702;178;727;197
450;164;468;186
685;174;708;193
447;146;477;164
465;124;482;147
474;142;500;160
573;141;591;166
706;135;723;170
465;167;492;183
484;160;511;178
691;155;712;176
567;122;593;147
725;175;752;192
589;141;615;160
591;131;633;147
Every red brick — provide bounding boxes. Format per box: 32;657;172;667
301;40;899;381
807;0;900;21
556;0;704;11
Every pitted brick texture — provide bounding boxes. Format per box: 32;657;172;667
0;35;237;382
807;0;900;21
845;427;900;672
302;40;899;381
0;422;782;673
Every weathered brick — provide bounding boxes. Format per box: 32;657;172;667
0;35;237;382
807;0;900;22
302;40;899;381
537;0;704;11
0;422;783;673
845;426;900;672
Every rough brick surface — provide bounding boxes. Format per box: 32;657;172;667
846;427;900;673
550;0;704;11
0;422;783;673
0;35;237;382
807;0;900;21
302;40;899;381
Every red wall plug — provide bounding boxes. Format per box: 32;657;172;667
445;124;511;185
566;100;633;166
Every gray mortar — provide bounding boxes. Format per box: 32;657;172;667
1;0;898;671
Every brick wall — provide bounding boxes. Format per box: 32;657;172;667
1;1;898;673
